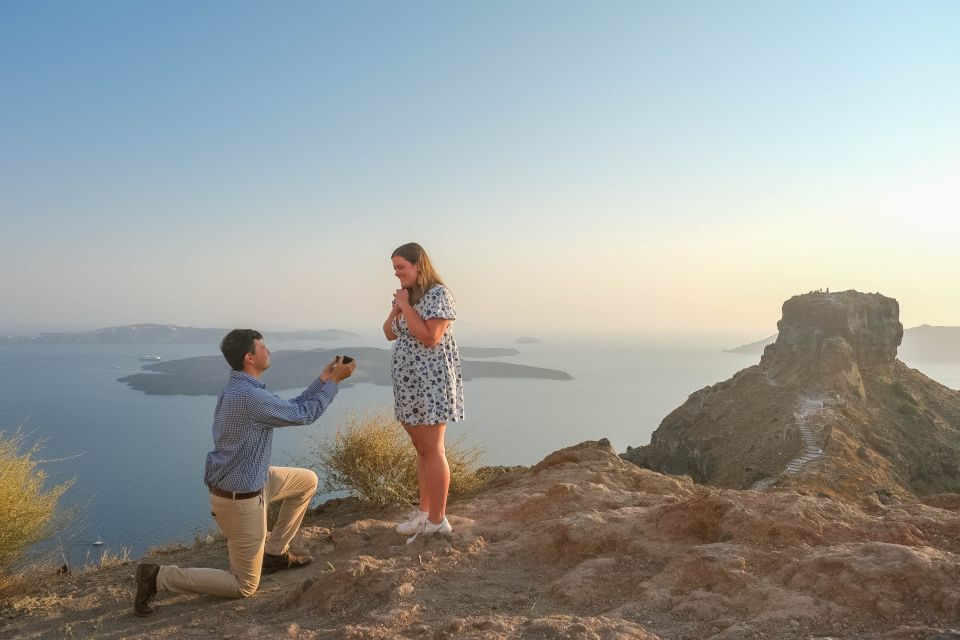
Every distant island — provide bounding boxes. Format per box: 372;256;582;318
723;334;777;354
725;324;960;362
0;323;359;345
118;346;571;395
515;336;540;344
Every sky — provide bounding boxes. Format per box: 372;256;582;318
1;1;958;345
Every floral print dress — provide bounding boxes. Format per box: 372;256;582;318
391;284;465;425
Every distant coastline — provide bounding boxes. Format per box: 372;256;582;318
724;334;777;354
118;346;571;395
725;324;960;362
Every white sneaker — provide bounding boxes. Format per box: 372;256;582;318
406;516;452;544
396;509;428;535
422;517;452;535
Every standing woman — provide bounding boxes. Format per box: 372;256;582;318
384;242;464;537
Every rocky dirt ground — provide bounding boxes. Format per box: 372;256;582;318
4;440;960;640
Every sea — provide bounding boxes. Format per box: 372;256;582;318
2;334;958;566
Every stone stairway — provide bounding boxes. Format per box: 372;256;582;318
785;396;825;475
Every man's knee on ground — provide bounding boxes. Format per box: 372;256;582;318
238;577;260;598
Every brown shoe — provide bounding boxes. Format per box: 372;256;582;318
133;563;159;616
261;551;313;574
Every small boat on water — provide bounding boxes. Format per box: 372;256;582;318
139;355;162;361
93;533;104;546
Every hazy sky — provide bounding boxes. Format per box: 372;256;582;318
2;1;958;343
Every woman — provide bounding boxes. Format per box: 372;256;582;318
383;242;464;538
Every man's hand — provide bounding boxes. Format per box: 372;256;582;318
320;356;357;383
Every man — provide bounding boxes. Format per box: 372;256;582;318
133;329;356;615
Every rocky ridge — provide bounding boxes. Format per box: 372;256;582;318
4;439;960;639
624;290;960;503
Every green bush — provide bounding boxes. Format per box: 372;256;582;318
308;410;488;507
0;430;73;569
890;382;918;405
898;402;923;420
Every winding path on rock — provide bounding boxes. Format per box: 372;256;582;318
785;395;826;476
752;395;827;491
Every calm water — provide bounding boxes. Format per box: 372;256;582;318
1;339;956;564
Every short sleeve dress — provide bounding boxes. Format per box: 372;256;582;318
391;284;465;425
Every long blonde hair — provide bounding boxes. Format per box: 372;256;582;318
392;242;445;306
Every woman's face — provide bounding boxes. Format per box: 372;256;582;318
392;256;419;288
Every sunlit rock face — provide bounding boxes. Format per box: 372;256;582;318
769;291;903;367
760;291;904;399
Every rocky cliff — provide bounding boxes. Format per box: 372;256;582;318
624;290;960;502
6;440;960;639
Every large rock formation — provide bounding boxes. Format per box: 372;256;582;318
624;290;960;502
762;291;903;398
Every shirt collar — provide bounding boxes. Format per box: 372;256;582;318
230;370;265;389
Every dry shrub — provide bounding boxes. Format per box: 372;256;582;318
144;527;221;558
0;430;73;570
86;547;131;570
309;410;488;507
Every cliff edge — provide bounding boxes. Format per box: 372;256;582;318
4;439;960;639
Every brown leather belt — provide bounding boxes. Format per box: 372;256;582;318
208;486;262;500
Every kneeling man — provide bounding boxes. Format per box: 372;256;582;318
133;329;355;615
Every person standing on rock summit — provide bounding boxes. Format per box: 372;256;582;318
384;242;464;539
133;329;356;616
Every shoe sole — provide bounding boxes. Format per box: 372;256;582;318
425;528;453;536
396;525;423;535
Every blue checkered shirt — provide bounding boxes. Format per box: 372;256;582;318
203;371;339;493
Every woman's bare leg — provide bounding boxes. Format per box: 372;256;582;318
404;423;429;514
409;423;449;524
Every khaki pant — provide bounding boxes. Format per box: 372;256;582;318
157;466;317;598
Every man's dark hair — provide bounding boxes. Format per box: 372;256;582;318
220;329;263;371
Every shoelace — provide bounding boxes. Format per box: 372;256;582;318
406;513;428;544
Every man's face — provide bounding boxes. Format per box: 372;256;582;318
246;338;271;372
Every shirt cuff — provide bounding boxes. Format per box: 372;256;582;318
304;376;339;401
317;378;339;402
